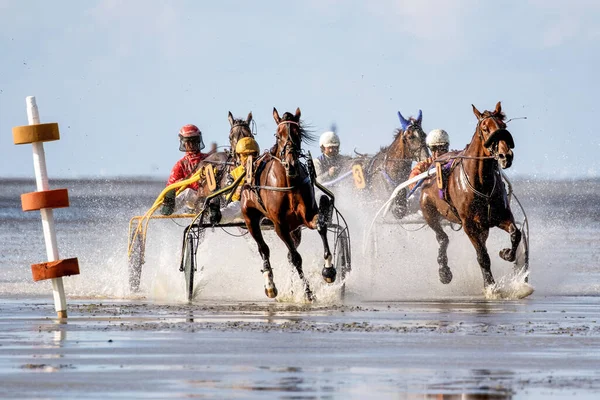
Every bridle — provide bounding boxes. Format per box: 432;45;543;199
274;120;304;178
276;120;301;161
403;123;429;160
229;121;252;147
455;114;514;200
476;115;514;159
229;121;256;163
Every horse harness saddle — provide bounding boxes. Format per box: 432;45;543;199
430;152;462;224
432;151;462;193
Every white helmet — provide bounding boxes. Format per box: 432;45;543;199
319;131;340;148
426;129;450;148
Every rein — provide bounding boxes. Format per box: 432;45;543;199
203;160;236;166
459;161;498;199
450;154;497;161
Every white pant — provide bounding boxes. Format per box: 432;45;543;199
175;188;201;214
174;189;244;222
220;201;244;223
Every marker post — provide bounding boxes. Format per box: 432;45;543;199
12;96;80;318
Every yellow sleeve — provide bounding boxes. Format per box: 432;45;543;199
230;165;245;201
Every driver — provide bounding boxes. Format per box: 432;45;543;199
161;124;209;215
407;129;451;214
313;130;350;183
208;137;260;224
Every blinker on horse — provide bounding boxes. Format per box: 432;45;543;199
239;107;335;301
420;101;521;291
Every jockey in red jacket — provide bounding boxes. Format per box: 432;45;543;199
161;124;209;215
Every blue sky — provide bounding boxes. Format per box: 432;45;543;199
1;0;599;180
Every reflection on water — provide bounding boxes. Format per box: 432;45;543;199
183;365;515;399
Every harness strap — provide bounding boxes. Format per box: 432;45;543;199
459;161;498;200
381;169;397;187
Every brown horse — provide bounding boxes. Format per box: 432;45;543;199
420;101;520;291
357;110;429;218
240;107;334;301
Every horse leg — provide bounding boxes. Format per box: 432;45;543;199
245;209;277;298
422;204;452;284
463;223;495;289
391;188;407;219
275;225;314;302
291;228;302;247
497;219;522;263
316;195;335;283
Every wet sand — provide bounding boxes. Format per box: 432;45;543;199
1;296;600;399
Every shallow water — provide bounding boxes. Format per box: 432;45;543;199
1;177;599;398
1;297;600;399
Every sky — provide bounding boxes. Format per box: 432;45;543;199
1;0;599;180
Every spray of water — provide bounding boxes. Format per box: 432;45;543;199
5;178;599;302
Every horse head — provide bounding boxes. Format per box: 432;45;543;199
228;111;254;156
472;102;514;169
272;107;314;177
397;110;429;162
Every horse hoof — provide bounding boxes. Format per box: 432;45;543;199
439;267;453;284
265;286;278;298
499;248;516;262
305;290;315;302
322;266;337;283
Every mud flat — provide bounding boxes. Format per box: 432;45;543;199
1;295;600;399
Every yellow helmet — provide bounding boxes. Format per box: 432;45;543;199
235;137;260;155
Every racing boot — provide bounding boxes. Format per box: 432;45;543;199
160;189;176;216
208;198;222;224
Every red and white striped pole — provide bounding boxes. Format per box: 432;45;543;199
12;96;79;319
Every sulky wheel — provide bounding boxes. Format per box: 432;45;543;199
180;228;196;303
128;232;145;293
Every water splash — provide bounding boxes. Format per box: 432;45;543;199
483;270;534;300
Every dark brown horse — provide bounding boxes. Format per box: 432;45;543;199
240;107;334;301
420;101;520;291
357;110;429;218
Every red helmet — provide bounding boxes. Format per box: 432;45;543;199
179;124;201;138
178;124;205;152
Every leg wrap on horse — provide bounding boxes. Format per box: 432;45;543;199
317;195;332;231
261;262;277;298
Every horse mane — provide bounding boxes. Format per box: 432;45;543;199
281;112;316;145
378;127;406;153
393;127;403;140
